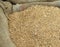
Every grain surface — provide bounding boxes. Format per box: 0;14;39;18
8;5;60;47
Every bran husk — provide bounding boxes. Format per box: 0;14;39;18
8;5;60;47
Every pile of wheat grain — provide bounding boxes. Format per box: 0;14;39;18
8;5;60;47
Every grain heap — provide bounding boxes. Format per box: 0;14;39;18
8;5;60;47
